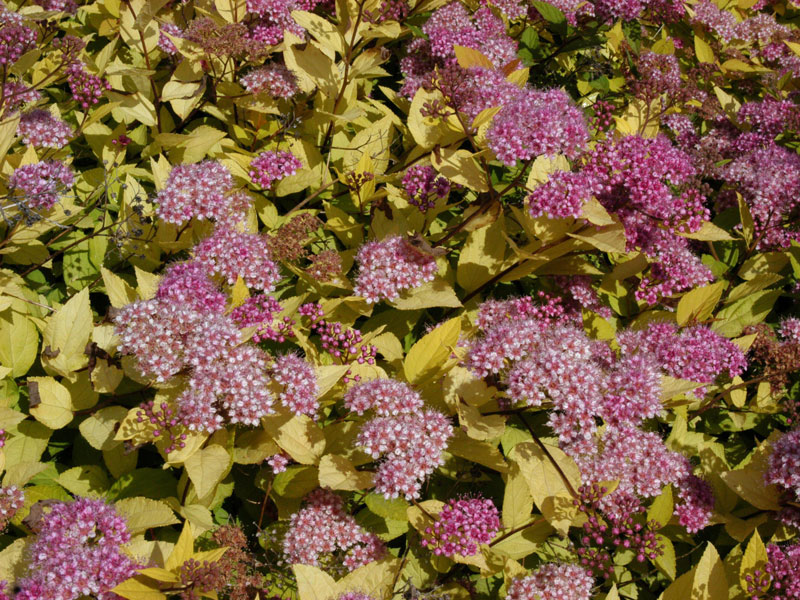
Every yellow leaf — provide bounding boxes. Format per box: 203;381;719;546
135;266;161;299
431;148;489;193
0;309;39;378
448;430;507;472
291;11;346;55
454;45;493;69
230;277;249;308
526;154;570;189
458;404;505;441
336;558;401;598
101;267;136;308
678;221;735;241
457;216;506;292
737;252;788;280
111;576;167;600
647;486;674;528
263;412;326;465
184;445;231;499
115;497;180;534
42;287;92;376
721;59;769;73
711;290;780;338
510;441;580;507
720;437;781;511
293;564;336;600
27;376;73;429
659;567;695;600
137;568;180;583
315;364;351;397
740;529;768;593
403;317;461;384
676;281;726;326
165;521;194;570
692;543;728;600
389;278;461;311
694;35;715;63
568;223;627;254
318;454;374;491
502;460;534;529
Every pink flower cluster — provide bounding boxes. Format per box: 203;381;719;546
194;226;281;291
267;452;290;473
343;377;423;416
15;497;138;600
245;0;321;45
158;23;183;55
763;541;800;600
8;160;74;210
618;322;746;396
349;378;453;499
766;429;800;503
505;563;594;600
231;294;295;343
487;88;589;166
65;62;110;109
241;63;299;98
353;235;439;303
402;165;450;212
0;485;24;531
114;264;275;432
283;489;386;571
272;354;319;416
420;496;500;556
337;594;376;600
249;150;303;190
528;135;714;301
468;305;725;529
17;109;73;148
0;6;36;66
155;160;236;225
400;3;517;99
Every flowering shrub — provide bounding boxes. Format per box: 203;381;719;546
0;0;799;598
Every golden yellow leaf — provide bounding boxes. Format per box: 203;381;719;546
676;281;726;326
184;445;231;499
318;454;374;491
27;376;73;429
453;45;494;69
403;316;461;384
263;412;326;465
42;287;92;376
293;564;337;600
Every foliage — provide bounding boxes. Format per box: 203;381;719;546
0;0;799;598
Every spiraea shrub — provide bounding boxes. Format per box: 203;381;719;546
1;0;800;598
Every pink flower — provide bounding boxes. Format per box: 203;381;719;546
8;160;74;210
283;489;386;571
15;497;138;600
0;486;24;531
241;63;299;98
506;563;594;600
353;235;438;303
155;161;235;225
272;354;319;416
17;110;73;148
194;226;281;291
343;378;423;416
249;150;303;189
421;496;500;556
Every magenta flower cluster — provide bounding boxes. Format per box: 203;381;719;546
0;6;37;66
8;160;74;211
420;496;500;557
505;563;594;600
232;294;295;343
402;164;450;212
155;160;236;225
241;63;299;98
0;485;23;531
528;134;714;301
17;109;73;148
766;429;800;503
15;497;138;600
353;235;439;303
762;541;800;600
272;353;320;416
345;378;453;499
283;489;386;571
194;226;282;291
249;149;303;190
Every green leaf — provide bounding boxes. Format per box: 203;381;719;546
531;1;567;34
711;290;780;337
